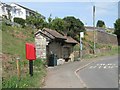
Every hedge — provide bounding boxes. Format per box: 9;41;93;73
14;17;25;27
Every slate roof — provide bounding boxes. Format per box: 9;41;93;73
65;36;78;44
35;28;78;44
35;29;54;39
42;28;66;40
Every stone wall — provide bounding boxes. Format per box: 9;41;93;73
86;31;118;45
97;31;118;45
35;33;47;59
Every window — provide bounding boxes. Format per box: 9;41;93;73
2;6;5;12
18;11;23;16
13;9;16;14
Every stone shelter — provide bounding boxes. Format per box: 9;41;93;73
35;28;78;62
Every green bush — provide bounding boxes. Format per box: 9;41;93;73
14;17;25;27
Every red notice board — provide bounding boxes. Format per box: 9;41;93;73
25;43;36;60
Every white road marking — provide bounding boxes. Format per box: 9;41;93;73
113;64;116;66
103;66;107;69
108;66;111;68
75;62;93;88
89;66;93;69
98;66;102;68
89;63;117;69
110;66;114;68
92;66;97;68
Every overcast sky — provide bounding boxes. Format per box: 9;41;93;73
2;0;119;28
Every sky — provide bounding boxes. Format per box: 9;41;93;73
2;0;119;28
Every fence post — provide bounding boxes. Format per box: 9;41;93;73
16;56;20;80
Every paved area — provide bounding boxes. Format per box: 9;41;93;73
78;55;118;88
43;60;92;88
43;55;118;88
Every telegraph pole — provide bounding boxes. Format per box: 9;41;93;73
93;5;96;54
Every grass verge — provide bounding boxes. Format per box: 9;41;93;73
2;59;46;88
82;46;118;60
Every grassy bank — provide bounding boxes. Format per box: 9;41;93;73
73;29;118;60
2;22;47;88
82;45;118;60
2;59;46;88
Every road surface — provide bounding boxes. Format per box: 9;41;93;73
78;55;118;88
43;55;118;88
43;60;93;88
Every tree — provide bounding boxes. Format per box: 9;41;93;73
47;14;53;28
63;16;85;41
96;20;105;28
114;18;120;45
48;14;52;23
50;17;68;34
26;12;45;29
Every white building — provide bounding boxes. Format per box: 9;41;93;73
0;2;45;22
0;2;12;19
10;3;37;22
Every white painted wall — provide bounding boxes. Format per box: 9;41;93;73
0;3;37;22
0;3;8;18
10;3;26;22
0;4;3;17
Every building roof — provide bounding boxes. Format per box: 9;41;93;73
35;29;55;39
85;26;106;32
107;28;115;31
35;28;78;45
1;2;12;8
65;36;78;44
42;28;66;40
11;3;45;19
85;26;104;30
11;3;36;13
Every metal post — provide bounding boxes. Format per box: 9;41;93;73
93;5;96;54
29;60;33;76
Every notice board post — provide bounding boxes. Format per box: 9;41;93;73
80;32;84;59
